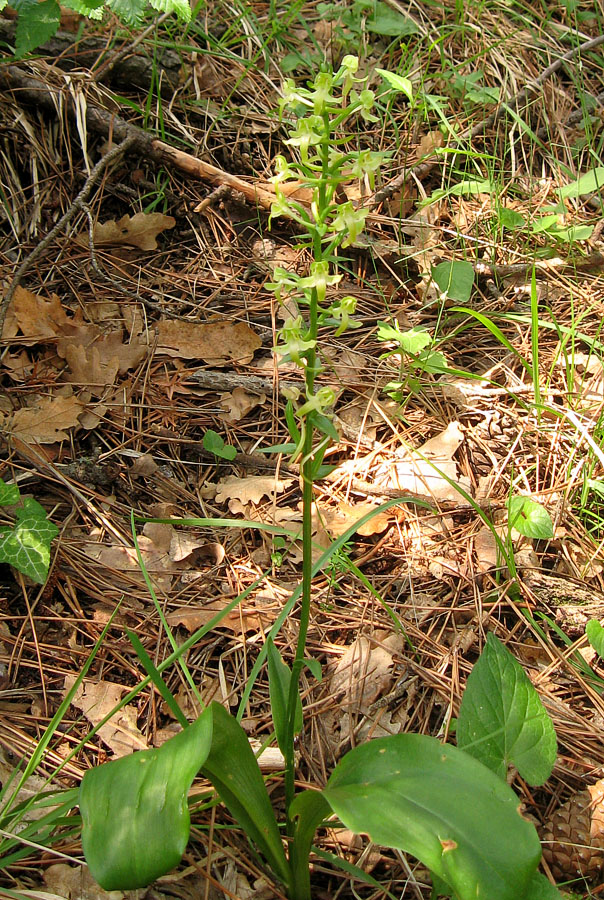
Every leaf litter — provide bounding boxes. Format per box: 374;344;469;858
2;7;604;898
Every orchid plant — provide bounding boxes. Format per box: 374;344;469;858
75;60;562;900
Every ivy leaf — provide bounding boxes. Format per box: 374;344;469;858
457;633;557;785
0;478;21;507
508;497;553;539
0;497;58;583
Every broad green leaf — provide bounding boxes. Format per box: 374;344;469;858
106;0;147;26
525;870;565;899
457;633;557;785
289;789;331;896
498;208;525;230
508;496;554;539
586;619;604;658
81;703;289;891
201;703;290;886
80;708;214;890
558;166;604;199
431;260;475;303
202;429;237;460
0;478;20;507
149;0;191;20
450;179;492;197
377;322;432;354
367;1;417;36
267;638;303;754
532;214;560;234
322;733;541;900
376;68;413;102
0;498;58;583
13;0;60;55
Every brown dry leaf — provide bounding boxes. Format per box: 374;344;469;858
415;129;444;161
319;501;391;538
6;392;84;443
377;421;472;504
474;524;500;573
44;863;129;900
81;523;174;591
330;634;403;709
155;320;262;364
166;602;270;636
10;287;71;339
64;676;146;757
219;386;266;423
90;212;175;251
216;474;294;509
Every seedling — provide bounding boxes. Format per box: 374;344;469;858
202;428;237;461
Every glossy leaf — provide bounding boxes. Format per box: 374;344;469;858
508;496;554;539
80;703;289;891
431;260;475;303
457;633;557;785
201;703;290;886
525;871;565;899
267;638;303;753
80;708;213;890
586;618;604;658
322;733;541;900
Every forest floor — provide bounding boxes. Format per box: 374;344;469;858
1;1;604;897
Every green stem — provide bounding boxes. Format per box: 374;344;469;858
284;115;331;842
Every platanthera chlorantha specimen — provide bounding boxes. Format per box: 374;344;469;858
77;60;563;900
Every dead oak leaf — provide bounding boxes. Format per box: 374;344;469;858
90;212;176;251
319;501;392;538
10;287;72;340
64;675;147;757
215;474;294;509
219;386;266;423
155;320;261;365
6;393;84;443
166;602;270;636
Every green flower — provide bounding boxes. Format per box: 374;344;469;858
331;295;360;336
297;260;341;304
275;316;316;366
310;72;336;114
351;88;379;123
266;266;300;302
284;116;323;162
350;150;388;190
296;386;336;418
330;202;369;247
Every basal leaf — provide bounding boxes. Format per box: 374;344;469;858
508;496;553;539
322;733;541;900
457;633;557;785
431;260;475;303
0;498;58;583
80;708;213;890
201;702;290;886
81;703;289;891
267;638;303;754
525;870;565;899
558;166;604;200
